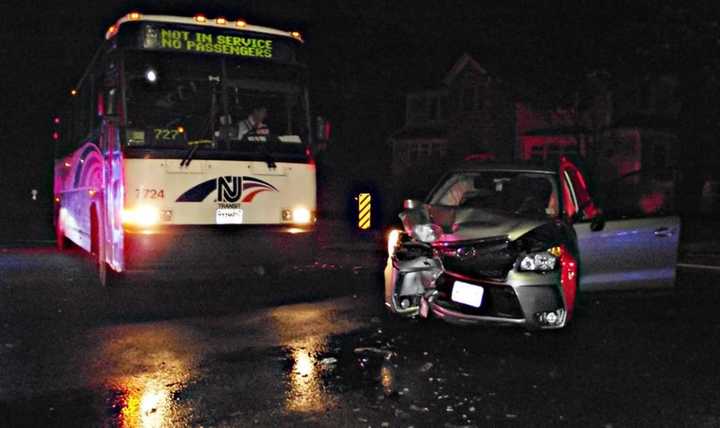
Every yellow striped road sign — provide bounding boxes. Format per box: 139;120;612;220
358;192;371;230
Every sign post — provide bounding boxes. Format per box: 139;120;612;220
357;192;371;230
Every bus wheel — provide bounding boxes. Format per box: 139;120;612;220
54;212;72;251
99;261;128;288
91;208;123;287
55;219;66;251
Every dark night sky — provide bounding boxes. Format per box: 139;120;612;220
2;1;720;229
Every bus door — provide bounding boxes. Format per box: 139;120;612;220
100;115;125;271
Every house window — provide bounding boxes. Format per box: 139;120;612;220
548;144;562;158
530;145;544;161
418;142;433;158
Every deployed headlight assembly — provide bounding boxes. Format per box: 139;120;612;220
387;229;402;256
411;223;442;243
518;246;562;272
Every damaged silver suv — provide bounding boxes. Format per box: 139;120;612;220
384;157;680;329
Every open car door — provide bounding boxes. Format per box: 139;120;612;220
562;159;680;292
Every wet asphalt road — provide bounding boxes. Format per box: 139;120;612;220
2;248;720;428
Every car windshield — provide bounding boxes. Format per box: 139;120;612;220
123;50;308;155
430;171;560;218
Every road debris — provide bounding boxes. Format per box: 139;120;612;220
354;347;396;359
319;357;338;366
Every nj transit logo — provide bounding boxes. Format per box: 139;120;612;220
176;176;278;203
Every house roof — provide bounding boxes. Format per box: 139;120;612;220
403;51;506;92
442;53;489;86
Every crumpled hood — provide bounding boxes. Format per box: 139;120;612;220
430;207;549;242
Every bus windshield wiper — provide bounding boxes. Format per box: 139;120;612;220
180;139;213;167
181;79;220;167
257;138;277;169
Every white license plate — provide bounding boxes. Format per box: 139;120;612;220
216;208;243;224
451;281;484;308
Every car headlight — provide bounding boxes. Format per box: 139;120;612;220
411;223;442;243
387;229;401;256
518;246;562;272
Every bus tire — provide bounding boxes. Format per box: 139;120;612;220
91;207;125;287
100;262;128;288
54;210;72;251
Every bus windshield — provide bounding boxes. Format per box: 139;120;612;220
123;50;309;157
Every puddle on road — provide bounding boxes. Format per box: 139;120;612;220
270;322;531;426
88;325;197;427
283;335;337;413
105;373;190;427
277;326;404;412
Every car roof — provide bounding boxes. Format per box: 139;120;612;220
448;160;558;174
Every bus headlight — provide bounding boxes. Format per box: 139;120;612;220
281;207;314;225
122;205;160;227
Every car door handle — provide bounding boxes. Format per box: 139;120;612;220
654;227;674;238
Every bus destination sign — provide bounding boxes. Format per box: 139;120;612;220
143;25;274;59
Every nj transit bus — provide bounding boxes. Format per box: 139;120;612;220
53;13;317;285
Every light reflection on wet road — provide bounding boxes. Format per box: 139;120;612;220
284;335;333;413
97;327;193;428
3;248;720;427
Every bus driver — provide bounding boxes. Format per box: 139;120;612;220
237;106;270;140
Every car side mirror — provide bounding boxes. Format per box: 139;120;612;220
403;199;424;209
590;215;606;232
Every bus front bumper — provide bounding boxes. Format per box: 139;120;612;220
123;225;316;271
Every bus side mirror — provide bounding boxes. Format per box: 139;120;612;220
103;114;121;126
316;116;332;143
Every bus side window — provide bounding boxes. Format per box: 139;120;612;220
55;103;76;159
103;56;121;118
72;79;92;141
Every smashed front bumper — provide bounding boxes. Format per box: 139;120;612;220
384;255;567;329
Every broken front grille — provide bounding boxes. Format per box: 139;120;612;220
434;274;524;319
434;236;516;279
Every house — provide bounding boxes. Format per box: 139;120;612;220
389;55;679;188
515;73;679;183
388;54;515;176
